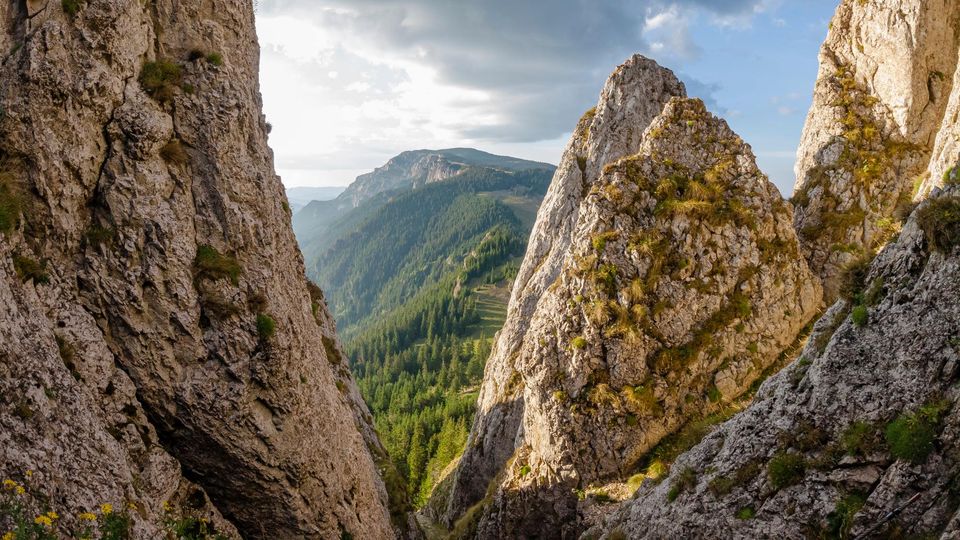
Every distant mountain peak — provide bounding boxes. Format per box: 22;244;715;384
338;148;555;208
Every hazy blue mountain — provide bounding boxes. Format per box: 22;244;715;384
285;185;347;213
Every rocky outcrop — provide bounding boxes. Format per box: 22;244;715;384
0;0;404;538
443;55;687;526
588;182;960;540
442;55;821;539
479;96;820;539
340;151;465;208
792;0;960;303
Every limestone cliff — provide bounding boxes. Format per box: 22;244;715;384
443;55;687;526
792;0;960;303
0;1;406;538
588;182;960;540
441;56;821;539
582;1;960;537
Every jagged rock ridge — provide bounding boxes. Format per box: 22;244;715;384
479;97;819;539
439;55;821;539
0;0;409;538
443;55;688;526
588;182;960;539
792;0;960;303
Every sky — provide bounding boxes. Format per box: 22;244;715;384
255;0;839;196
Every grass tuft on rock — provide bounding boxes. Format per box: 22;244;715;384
0;173;23;234
884;400;949;464
62;0;82;16
194;245;242;285
160;139;189;165
767;452;805;490
666;467;696;502
206;52;224;67
916;197;960;254
13;255;49;284
256;313;276;341
140;60;183;103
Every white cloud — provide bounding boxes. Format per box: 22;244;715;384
256;0;771;186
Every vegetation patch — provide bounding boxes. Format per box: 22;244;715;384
321;335;342;365
735;506;756;520
591;231;618;252
571;336;587;349
160;140;189;165
767;452;806;490
140;60;184;103
623;383;661;416
0;172;22;234
193;245;241;285
205;53;224;67
85;224;116;247
850;305;868;327
62;0;83;16
884;400;950;464
256;314;276;341
667;467;697;502
826;492;866;539
916;197;960;253
708;460;761;497
12;255;49;285
841;421;882;457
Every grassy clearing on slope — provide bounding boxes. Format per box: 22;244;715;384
463;282;510;340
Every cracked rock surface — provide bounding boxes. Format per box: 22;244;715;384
792;0;960;303
443;54;687;527
587;184;960;540
0;1;406;538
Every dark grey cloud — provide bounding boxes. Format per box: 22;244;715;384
258;0;765;142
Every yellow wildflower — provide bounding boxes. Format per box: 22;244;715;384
127;502;137;510
14;486;24;496
25;470;32;478
3;532;13;540
78;512;97;521
34;515;52;527
46;511;58;520
162;500;172;512
100;503;113;515
2;479;15;490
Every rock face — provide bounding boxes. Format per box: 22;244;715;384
588;183;960;540
443;55;687;526
0;1;404;538
792;0;960;303
442;55;821;539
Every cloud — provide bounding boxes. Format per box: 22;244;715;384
257;0;788;183
257;0;768;148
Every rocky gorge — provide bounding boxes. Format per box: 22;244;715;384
2;0;960;539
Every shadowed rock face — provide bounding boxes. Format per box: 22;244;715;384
442;54;687;527
588;183;960;540
792;0;960;303
0;1;406;538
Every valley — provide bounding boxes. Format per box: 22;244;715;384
3;1;960;539
291;151;555;506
